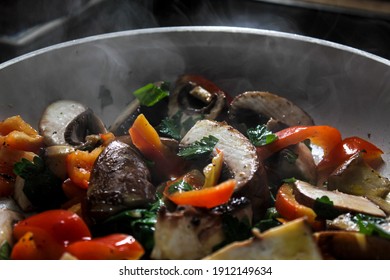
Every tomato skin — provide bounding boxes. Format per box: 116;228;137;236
13;209;91;247
275;184;324;231
256;125;342;160
65;234;144;260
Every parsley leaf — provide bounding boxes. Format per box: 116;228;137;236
353;214;390;240
100;195;165;255
313;196;341;219
177;135;219;160
132;81;170;107
13;156;66;210
158;111;182;141
255;207;282;232
247;125;278;146
166;180;194;195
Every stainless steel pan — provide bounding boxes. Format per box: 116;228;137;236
1;26;389;176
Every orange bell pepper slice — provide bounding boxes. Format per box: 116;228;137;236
0;115;43;153
164;179;236;209
256;125;342;161
275;183;324;230
129;114;184;178
65;234;144;260
66;146;104;189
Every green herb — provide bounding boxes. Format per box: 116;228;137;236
102;196;164;254
158;111;204;141
214;215;252;251
313;196;341;220
247;125;278;147
177;135;219;160
132;81;170;107
158;111;182;140
13;156;66;210
0;241;11;260
166;180;194;195
282;177;297;184
353;214;390;240
255;207;282;232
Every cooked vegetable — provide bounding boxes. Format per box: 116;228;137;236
204;218;322;260
293;180;386;217
86;140;156;223
132;81;170;107
65;234;144;260
11;209;91;259
177;135;219;160
228;91;314;134
164;179;236;209
129;114;184;179
256;125;342;160
326;153;390;214
13;156;66;210
39;100;106;147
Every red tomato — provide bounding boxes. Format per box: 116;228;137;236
65;234;144;260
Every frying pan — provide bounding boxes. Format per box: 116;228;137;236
0;26;389;177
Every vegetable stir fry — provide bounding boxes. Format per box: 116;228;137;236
1;74;390;260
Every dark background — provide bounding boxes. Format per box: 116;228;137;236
1;0;390;63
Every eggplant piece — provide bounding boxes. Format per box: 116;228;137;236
314;231;390;259
293;180;386;217
180;119;270;221
39;100;107;147
228;91;314;134
327;153;390;215
204;218;322;260
86;140;155;223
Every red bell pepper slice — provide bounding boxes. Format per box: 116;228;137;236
65;234;144;260
317;136;383;182
12;209;92;259
256;125;342;161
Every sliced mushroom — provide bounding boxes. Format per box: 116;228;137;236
228;91;314;133
39;100;107;147
267;142;317;186
293;180;386;217
86;140;155;223
180;120;270;221
326;153;390;215
151;206;225;260
204;218;322;260
44;145;75;179
151;197;252;260
314;231;390;259
168;75;228;136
